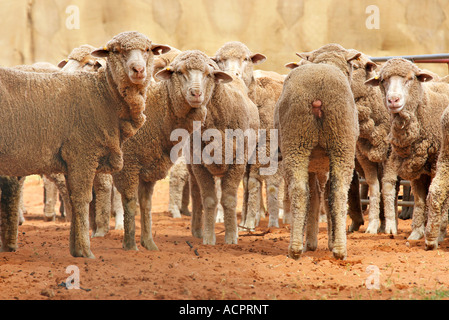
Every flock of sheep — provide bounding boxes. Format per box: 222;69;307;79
1;30;449;262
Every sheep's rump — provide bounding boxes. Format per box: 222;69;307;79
0;67;120;176
279;63;358;152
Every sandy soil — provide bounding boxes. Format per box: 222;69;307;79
1;175;449;301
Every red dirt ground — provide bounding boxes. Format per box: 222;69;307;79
1;175;449;301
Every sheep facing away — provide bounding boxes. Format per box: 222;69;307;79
110;50;234;251
366;58;449;240
0;31;170;258
276;44;360;260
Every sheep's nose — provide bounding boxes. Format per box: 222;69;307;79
190;88;203;98
388;96;400;104
133;66;145;74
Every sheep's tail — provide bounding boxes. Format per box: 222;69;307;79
312;100;323;118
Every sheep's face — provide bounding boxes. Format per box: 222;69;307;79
91;31;171;86
366;69;433;114
365;58;434;114
213;42;266;87
59;55;105;73
155;51;233;110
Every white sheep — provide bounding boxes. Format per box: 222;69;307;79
0;31;170;257
366;58;449;240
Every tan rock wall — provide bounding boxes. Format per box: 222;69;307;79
1;0;448;75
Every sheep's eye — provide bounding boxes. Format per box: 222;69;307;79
145;47;150;52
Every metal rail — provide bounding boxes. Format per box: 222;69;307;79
369;53;449;72
359;179;413;208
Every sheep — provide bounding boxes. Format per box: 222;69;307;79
212;41;284;231
0;31;170;257
425;106;449;250
111;50;234;251
168;155;191;218
57;44;106;72
186;66;260;245
365;58;449;240
347;50;391;234
275;43;360;260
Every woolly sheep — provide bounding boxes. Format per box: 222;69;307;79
366;58;449;240
212;41;284;231
276;43;360;260
348;50;391;234
58;44;106;72
0;31;170;257
425;106;449;250
111;50;234;251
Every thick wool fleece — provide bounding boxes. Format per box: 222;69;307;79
276;48;359;261
376;58;449;240
0;31;154;258
112;50;234;251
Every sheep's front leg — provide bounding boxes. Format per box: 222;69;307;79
239;172;261;232
425;162;449;250
195;167;219;245
0;176;21;252
43;176;58;222
91;173;113;238
266;172;283;228
66;165;96;259
220;165;245;244
188;165;203;239
138;180;158;251
362;162;382;234
382;156;399;235
111;186;124;230
408;175;431;240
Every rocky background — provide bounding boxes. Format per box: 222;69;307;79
1;0;448;76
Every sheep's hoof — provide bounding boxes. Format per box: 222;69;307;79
141;239;159;251
192;229;203;239
71;248;95;259
122;241;138;251
332;248;347;260
202;234;216;245
365;220;380;234
169;208;182;219
225;233;238;245
114;223;124;231
288;247;302;260
43;214;56;222
408;227;424;241
91;229;108;238
425;240;438;251
181;208;191;217
384;220;397;235
1;244;17;253
268;219;280;228
349;220;363;233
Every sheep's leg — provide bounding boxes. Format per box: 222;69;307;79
328;154;354;260
240;166;250;226
425;162;449;249
188;166;203;239
47;173;72;221
181;177;191;216
266;172;283;228
382;156;399;235
138;179;158;251
66;165;96;259
283;178;292;224
239;171;261;232
362;162;381;234
347;169;364;232
220;165;245;245
111;186;124;230
91;173;113;238
408;175;431;240
194;167;218;245
305;173;320;252
18;178;26;225
168;171;185;219
43;176;58;221
0;176;21;252
215;177;224;223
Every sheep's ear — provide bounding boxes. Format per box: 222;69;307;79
346;51;362;62
155;67;174;81
296;52;311;61
91;47;110;58
57;59;68;68
285;62;300;70
94;60;105;70
365;76;381;87
213;71;233;84
251;53;266;65
416;72;433;82
365;61;378;72
151;44;171;56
